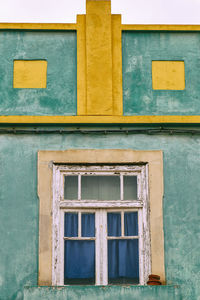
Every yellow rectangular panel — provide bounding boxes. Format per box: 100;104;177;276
13;60;47;88
152;61;185;90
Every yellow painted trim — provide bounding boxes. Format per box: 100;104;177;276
0;23;77;30
77;15;87;115
0;23;200;32
1;115;200;124
86;0;113;115
112;14;123;115
38;149;165;284
122;24;200;31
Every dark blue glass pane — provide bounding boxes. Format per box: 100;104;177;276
124;212;138;236
64;240;95;282
107;213;121;237
82;213;95;237
108;239;139;284
64;213;78;237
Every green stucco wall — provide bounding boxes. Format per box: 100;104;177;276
122;31;200;115
0;30;77;115
24;285;181;300
0;127;200;299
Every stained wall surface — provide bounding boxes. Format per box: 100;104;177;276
122;31;200;115
0;30;77;115
1;30;200;117
0;130;199;299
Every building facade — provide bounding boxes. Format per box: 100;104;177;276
0;0;200;299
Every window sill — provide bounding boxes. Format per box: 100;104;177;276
24;285;181;300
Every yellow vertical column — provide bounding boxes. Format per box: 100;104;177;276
77;14;87;115
86;0;113;115
112;14;122;115
77;0;123;116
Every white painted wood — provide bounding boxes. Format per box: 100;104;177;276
78;212;81;238
52;164;151;286
121;211;124;237
95;211;101;285
59;200;143;209
107;236;139;240
138;208;144;285
78;174;81;201
60;210;64;286
101;210;108;285
52;165;63;285
120;174;123;201
63;237;96;240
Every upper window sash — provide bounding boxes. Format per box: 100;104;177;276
55;165;147;206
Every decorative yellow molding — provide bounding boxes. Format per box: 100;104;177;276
85;0;113;115
121;24;200;31
112;14;123;115
1;23;200;32
77;0;123;116
77;15;87;115
1;115;200;124
0;23;77;30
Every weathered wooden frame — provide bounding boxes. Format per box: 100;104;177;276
38;149;165;285
52;165;150;285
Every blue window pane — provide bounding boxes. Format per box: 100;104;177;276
64;213;78;237
82;213;95;237
108;239;139;284
124;212;138;236
64;240;95;284
107;213;121;237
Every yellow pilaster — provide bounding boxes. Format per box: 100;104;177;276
77;0;122;116
112;14;123;115
77;15;87;115
86;0;113;115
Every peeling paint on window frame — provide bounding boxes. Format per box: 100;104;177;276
52;164;151;286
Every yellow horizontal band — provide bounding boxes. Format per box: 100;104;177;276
0;23;200;32
121;24;200;31
0;115;200;124
0;23;77;30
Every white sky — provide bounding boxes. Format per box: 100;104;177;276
0;0;200;24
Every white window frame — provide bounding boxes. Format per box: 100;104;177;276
52;164;151;286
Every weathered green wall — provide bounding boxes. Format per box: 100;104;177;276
0;30;77;115
24;285;181;300
122;31;200;115
0;128;200;299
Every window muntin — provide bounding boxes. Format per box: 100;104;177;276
53;165;150;286
63;172;138;202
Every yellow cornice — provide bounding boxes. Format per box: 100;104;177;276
0;23;200;31
121;24;200;31
0;115;200;124
0;23;77;30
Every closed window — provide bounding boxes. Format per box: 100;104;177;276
52;165;151;285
